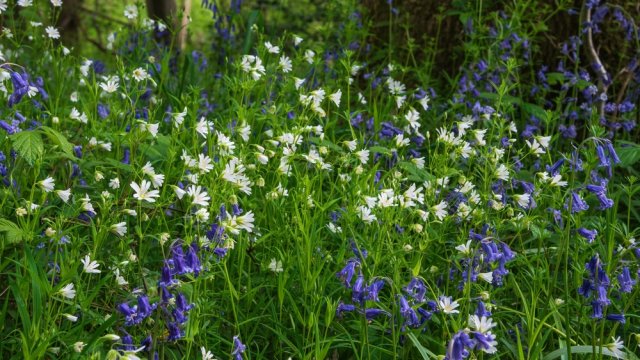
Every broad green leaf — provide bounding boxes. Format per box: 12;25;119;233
10;130;44;165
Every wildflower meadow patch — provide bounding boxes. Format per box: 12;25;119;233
0;0;639;359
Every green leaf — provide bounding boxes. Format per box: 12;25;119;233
615;141;640;167
543;345;629;360
10;130;44;165
406;332;436;359
0;219;26;244
39;126;77;160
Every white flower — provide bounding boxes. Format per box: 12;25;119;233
110;222;127;236
535;135;552;148
196;117;212;137
438;296;460;314
130;180;160;203
495;164;509;181
264;41;280;54
355;149;369;165
304;49;315;63
279;55;292;73
187;185;210;207
99;79;119;93
39;177;55;192
357;206;376;224
329;89;342;107
18;0;33;7
109;178;120;189
0;0;8;13
114;268;128;286
172;185;186;199
58;283;76;299
132;68;149;82
526;139;545;156
478;272;494;283
473;129;487;146
468;315;496;333
268;258;283;273
216;131;236;155
455;240;472;255
51;0;63;6
45;26;60;39
201;347;217;360
605;337;625;359
150;173;164;188
63;313;78;322
124;5;138;20
293;35;303;46
221;157;252;194
431;201;448;221
549;174;567;187
73;342;85;353
513;193;531;209
195;208;210;222
197;154;214;174
81;254;101;274
173;107;188;128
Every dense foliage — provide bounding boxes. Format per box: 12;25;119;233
0;0;639;359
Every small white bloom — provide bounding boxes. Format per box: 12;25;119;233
329;89;342;107
45;26;60;39
438;296;460;314
468;315;496;333
264;41;280;54
110;222;127;236
304;49;315;63
73;341;85;353
39;177;55;192
124;5;138;20
51;0;63;6
130;180;160;203
58;283;76;299
132;68;149;82
279;55;292;73
109;178;120;189
18;0;33;7
56;189;71;202
201;347;217;360
268;258;283;273
81;254;101;274
63;313;78;322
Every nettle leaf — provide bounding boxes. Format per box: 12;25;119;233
0;219;26;244
10;130;44;165
40;126;77;160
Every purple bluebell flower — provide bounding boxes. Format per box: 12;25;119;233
336;302;356;317
403;277;427;303
577;228;597;243
617;267;636;293
158;263;179;288
336;258;359;288
473;332;497;353
475;301;491;317
606;313;625;324
565;192;589;213
231;335;246;360
445;331;474;360
366;279;385;302
167;321;184;341
399;295;419;328
363;308;390;320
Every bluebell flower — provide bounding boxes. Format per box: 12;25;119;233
399;295;419;328
366;279;385;302
336;258;359;288
336;302;356;317
546;158;564;176
473;332;497;353
185;243;202;276
475;301;491;317
445;331;474;360
596;145;610;167
403;277;427;303
117;302;138;326
565;192;588;213
158;263;179;288
167;321;184;341
231;335;246;360
351;274;366;304
577;228;597;243
137;295;157;320
606;313;625;324
363;308;390;320
617;267;636;293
